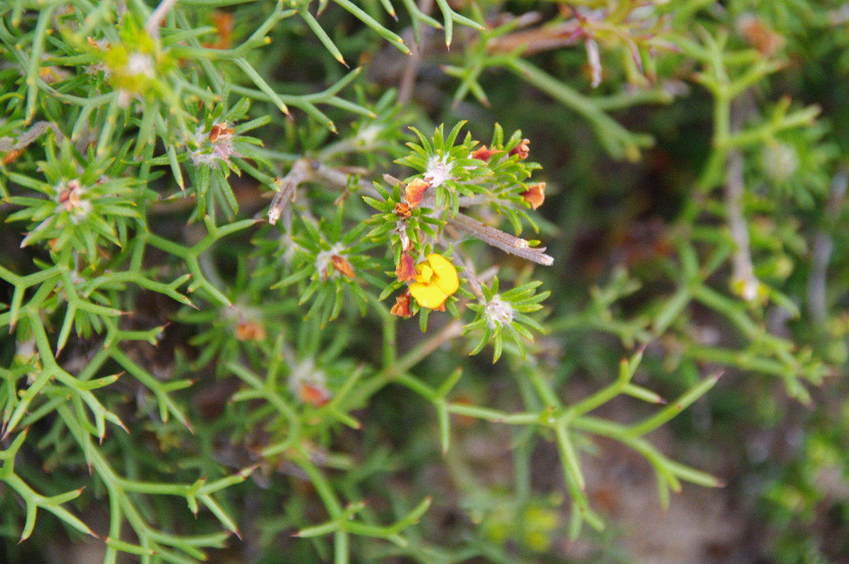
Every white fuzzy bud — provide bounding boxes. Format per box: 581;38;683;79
484;295;514;329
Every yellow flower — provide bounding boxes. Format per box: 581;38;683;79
409;254;459;309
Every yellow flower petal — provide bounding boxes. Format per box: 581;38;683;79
427;253;459;295
408;253;460;310
417;263;434;283
409;282;448;309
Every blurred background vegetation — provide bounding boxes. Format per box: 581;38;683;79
1;0;849;562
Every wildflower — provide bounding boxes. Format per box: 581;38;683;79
394;202;412;218
521;182;546;209
2;148;24;164
330;254;355;279
298;382;332;407
390;292;414;318
190;121;238;166
484;295;514;329
471;145;499;161
315;243;349;280
409;254;459;309
510;138;530;159
58;180;83;211
225;305;266;341
288;359;332;407
424;155;453;187
56;179;91;221
208;122;234;143
235;320;266;341
396;252;417;282
404;178;430;208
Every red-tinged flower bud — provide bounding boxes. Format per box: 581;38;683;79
299;382;331;406
58;179;85;213
209;122;235;142
235;321;266;342
2;148;24;165
330;254;355;278
394;202;412;218
510;138;530;159
521;182;546;209
404;178;430;208
396;252;417;282
390;292;414;318
471;145;499;161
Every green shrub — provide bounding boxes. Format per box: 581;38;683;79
1;0;847;561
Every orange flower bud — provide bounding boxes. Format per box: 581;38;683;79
394;202;412;218
396;252;417;282
471;145;499;161
404;178;430;208
521;182;546;209
235;321;266;341
510;138;530;159
299;382;331;406
330;254;355;278
209;122;235;142
390;292;414;318
2;148;24;165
